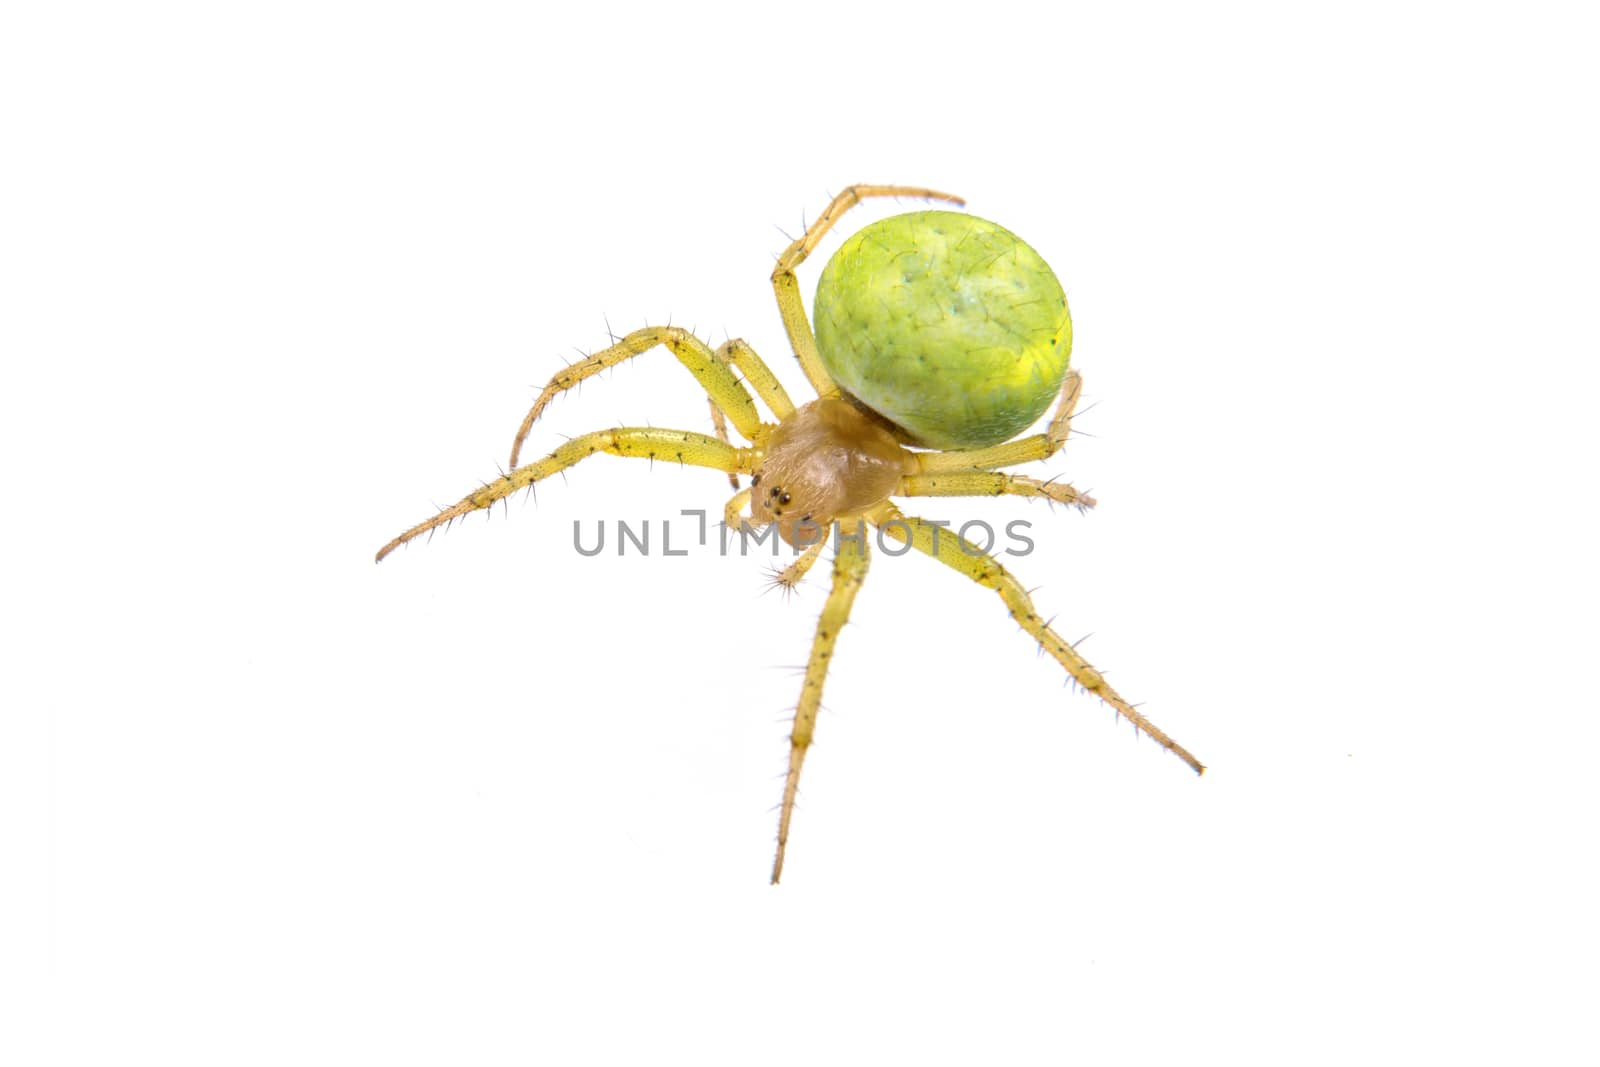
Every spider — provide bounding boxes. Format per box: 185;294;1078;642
377;183;1204;883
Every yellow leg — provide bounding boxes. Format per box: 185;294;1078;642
771;184;966;398
707;398;741;490
898;470;1096;511
766;539;826;595
508;326;762;468
378;427;750;562
716;338;795;421
773;527;872;884
867;503;1204;775
723;487;751;532
914;369;1084;473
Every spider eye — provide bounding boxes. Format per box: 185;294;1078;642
779;491;792;505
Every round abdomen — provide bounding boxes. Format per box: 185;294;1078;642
813;210;1072;451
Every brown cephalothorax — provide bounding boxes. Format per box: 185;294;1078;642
747;398;917;546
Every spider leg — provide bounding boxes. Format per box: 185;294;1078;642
767;539;826;593
866;502;1204;775
716;338;795;421
707;334;797;490
722;487;751;533
771;184;966;398
914;370;1085;473
897;471;1097;511
706;399;740;490
772;526;871;884
377;427;750;562
508;326;763;468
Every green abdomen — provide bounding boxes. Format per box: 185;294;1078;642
812;210;1072;451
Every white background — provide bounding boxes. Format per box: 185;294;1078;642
4;1;1597;1063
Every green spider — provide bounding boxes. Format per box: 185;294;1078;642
377;184;1204;883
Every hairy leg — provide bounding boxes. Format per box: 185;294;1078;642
897;470;1096;511
867;503;1204;775
767;539;826;594
377;427;749;562
771;184;965;397
716;338;795;421
722;487;751;532
508;326;761;468
707;399;741;489
772;528;872;883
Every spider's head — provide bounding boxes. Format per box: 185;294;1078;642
748;471;831;549
747;398;916;547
